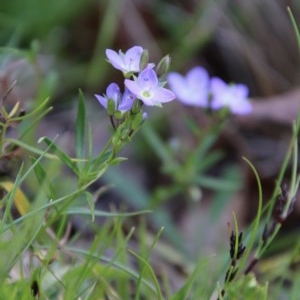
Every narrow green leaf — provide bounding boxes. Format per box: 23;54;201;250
128;249;164;300
239;157;263;270
40;136;79;174
31;157;58;200
11;97;51;122
287;7;300;54
66;246;157;293
91;149;113;170
85;191;95;222
134;227;165;300
76;90;86;160
109;157;127;165
6;138;57;159
193;131;219;161
196;150;224;173
194;175;242;191
62;208;151;217
87;123;93;159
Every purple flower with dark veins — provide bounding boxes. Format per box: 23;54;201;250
106;46;144;74
210;77;252;115
124;68;175;106
167;67;210;107
95;83;134;112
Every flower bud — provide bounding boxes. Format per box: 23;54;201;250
114;111;123;119
131;111;144;130
107;98;116;115
131;99;142;114
142;112;148;120
139;49;149;71
156;54;171;77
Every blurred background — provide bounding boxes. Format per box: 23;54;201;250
0;0;300;294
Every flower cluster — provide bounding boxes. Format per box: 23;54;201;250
167;67;252;115
95;46;175;115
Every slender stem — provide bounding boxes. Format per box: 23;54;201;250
0;122;8;156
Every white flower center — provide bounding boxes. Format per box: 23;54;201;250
142;90;151;98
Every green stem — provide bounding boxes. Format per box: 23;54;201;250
239;157;263;270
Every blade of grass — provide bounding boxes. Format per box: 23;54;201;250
239;157;263;272
65;246;158;293
134;227;164;300
41;136;79;175
128;249;164;300
170;255;215;300
76;89;86;160
287;7;300;53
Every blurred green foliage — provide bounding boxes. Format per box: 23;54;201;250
0;0;93;44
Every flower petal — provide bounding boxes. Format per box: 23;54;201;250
106;49;125;71
119;88;136;111
168;68;209;107
152;87;176;103
210;77;227;95
124;79;142;96
167;73;188;99
106;83;121;102
124;46;143;72
210;77;252;114
230;100;252;114
186;67;209;89
235;84;249;99
137;68;158;89
95;94;108;109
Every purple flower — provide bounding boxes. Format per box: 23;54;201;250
124;68;175;106
142;112;148;120
167;67;210;107
95;83;134;112
106;46;144;74
121;88;136;111
210;77;252;115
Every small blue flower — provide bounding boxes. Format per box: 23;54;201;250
95;83;134;112
106;46;144;74
167;67;209;107
210;77;252;115
121;88;136;111
124;68;175;106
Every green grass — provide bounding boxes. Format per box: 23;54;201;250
0;1;300;299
